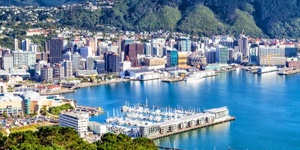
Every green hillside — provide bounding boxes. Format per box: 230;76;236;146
2;0;300;38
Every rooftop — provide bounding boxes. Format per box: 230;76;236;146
61;111;89;119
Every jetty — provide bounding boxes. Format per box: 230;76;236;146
105;102;235;139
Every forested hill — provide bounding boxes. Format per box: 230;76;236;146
0;0;82;6
3;0;300;38
99;0;300;38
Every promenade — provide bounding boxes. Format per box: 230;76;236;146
40;78;127;95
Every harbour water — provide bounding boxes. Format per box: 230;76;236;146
64;70;300;149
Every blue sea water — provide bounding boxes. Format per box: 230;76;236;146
63;70;300;149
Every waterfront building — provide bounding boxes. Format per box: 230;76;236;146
41;66;53;82
12;51;36;68
80;46;92;59
48;38;64;64
166;49;178;67
88;121;107;134
120;61;131;71
285;46;297;57
59;111;89;134
124;43;144;67
2;54;13;70
177;37;191;52
143;57;165;67
104;51;120;73
188;52;206;67
52;63;65;80
63;60;73;79
178;52;188;67
216;46;229;64
258;46;286;66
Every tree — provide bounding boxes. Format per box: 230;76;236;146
2;112;8;119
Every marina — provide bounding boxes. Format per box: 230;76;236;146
63;70;300;149
105;102;235;139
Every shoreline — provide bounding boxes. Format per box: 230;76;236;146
40;78;128;96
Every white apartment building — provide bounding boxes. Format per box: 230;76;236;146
59;111;89;133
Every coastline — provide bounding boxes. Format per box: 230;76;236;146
40;78;128;96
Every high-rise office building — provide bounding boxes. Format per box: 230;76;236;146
166;49;178;67
238;35;249;58
29;44;38;52
21;38;31;51
63;60;73;79
177;37;191;52
2;54;13;70
177;52;188;66
216;46;229;64
41;66;53;82
94;60;105;74
104;52;120;72
53;63;64;80
72;52;82;72
144;43;151;56
86;56;95;70
80;46;92;59
124;43;144;67
13;51;36;68
14;38;19;51
48;38;64;64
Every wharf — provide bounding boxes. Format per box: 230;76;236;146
148;117;235;140
162;77;184;83
278;68;300;75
